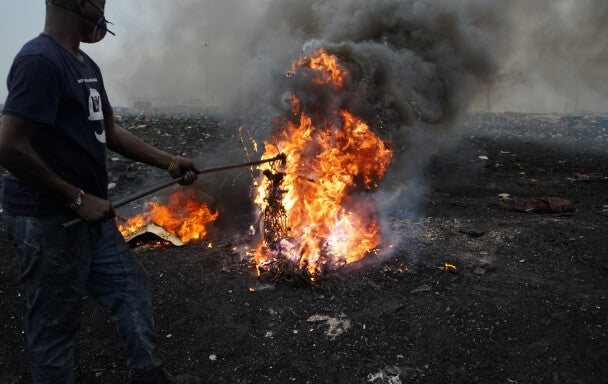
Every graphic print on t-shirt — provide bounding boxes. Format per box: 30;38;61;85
87;88;106;143
88;88;103;121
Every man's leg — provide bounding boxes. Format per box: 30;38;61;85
84;219;162;381
3;213;86;384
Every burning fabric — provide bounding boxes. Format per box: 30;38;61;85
252;49;393;282
118;188;219;246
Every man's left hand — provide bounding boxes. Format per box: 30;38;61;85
169;156;200;185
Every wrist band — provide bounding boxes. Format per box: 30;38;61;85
167;155;177;173
67;188;85;210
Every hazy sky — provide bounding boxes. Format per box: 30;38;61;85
0;3;44;104
0;2;138;105
1;1;607;113
0;1;271;108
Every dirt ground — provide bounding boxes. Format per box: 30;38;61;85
0;114;607;384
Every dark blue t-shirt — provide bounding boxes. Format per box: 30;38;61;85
1;34;113;216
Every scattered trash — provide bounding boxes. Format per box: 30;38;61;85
574;173;590;181
306;314;351;339
367;366;402;384
254;283;275;291
411;284;432;293
209;354;217;361
498;193;511;199
122;223;184;246
478;155;489;160
459;228;485;237
490;197;575;214
573;173;608;182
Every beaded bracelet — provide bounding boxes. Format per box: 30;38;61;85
167;155;177;173
67;188;85;210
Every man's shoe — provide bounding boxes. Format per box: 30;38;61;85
134;367;201;384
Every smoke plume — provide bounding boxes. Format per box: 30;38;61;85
243;0;501;177
100;0;608;247
490;0;608;113
102;0;608;114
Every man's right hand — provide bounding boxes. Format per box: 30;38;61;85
76;193;115;223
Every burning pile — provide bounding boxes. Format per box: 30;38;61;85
117;188;218;246
253;48;393;282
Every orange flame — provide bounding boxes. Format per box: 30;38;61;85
254;48;393;278
444;263;457;272
291;48;347;88
118;188;219;244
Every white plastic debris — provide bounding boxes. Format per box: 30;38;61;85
411;284;432;293
306;314;351;339
367;366;402;384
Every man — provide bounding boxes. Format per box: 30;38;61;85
0;1;202;383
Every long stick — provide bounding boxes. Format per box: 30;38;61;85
62;154;285;228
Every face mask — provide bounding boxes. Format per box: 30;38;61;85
83;0;115;43
87;14;111;43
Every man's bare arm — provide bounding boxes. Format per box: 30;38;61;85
105;115;199;184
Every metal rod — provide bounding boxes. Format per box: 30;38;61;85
62;154;286;229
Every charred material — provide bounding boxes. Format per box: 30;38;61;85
260;169;288;250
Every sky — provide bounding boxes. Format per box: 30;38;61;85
0;3;44;104
1;1;607;114
0;1;274;109
0;1;133;105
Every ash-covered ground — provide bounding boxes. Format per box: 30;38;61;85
1;113;607;384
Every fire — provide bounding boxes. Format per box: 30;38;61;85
254;48;393;279
444;263;457;272
291;48;347;88
118;188;219;244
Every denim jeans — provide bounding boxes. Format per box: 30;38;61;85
3;212;162;383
